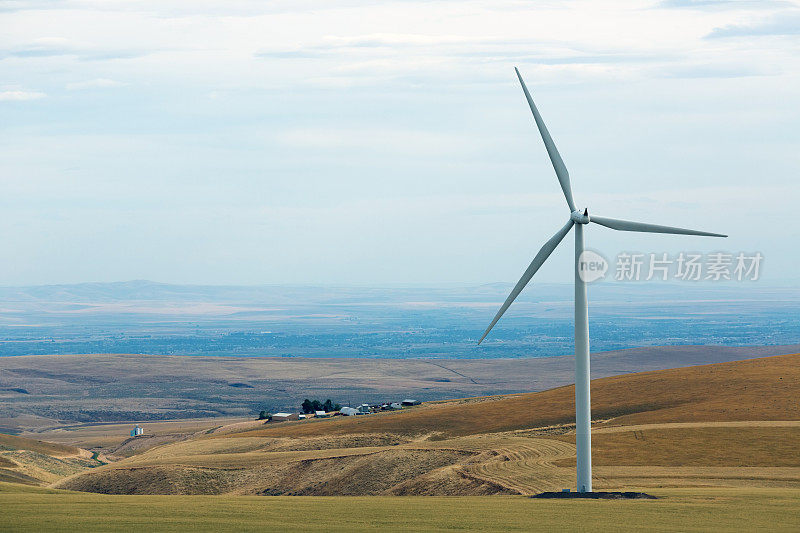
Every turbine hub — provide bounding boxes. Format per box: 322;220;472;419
571;208;590;224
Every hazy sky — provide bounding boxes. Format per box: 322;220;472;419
2;1;799;286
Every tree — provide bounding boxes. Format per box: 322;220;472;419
322;399;341;412
301;399;314;414
302;398;341;413
257;411;271;420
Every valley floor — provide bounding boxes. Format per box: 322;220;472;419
1;484;798;533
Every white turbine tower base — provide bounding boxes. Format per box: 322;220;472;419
478;68;727;493
574;223;591;492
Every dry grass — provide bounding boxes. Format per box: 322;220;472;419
0;433;101;486
19;417;250;451
0;433;80;457
55;447;490;496
54;425;800;496
554;425;800;467
593;465;800;489
6;345;791;431
233;354;800;440
2;483;800;532
43;354;800;496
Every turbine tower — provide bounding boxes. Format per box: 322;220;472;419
479;68;727;493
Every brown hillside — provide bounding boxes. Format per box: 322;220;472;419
0;434;80;457
0;433;100;487
555;425;800;467
52;354;800;496
234;353;800;440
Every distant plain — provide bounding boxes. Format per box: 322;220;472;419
1;281;798;358
2;281;798;426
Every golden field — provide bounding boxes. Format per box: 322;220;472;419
1;483;798;532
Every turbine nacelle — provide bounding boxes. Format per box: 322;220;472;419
570;208;590;224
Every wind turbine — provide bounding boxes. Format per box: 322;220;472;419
478;68;727;493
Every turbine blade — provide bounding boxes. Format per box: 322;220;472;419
590;215;727;237
515;67;576;212
478;220;575;344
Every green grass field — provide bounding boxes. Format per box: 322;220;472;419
1;483;798;532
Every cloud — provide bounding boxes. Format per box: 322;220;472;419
0;0;56;12
0;0;409;16
0;37;151;61
255;49;324;59
658;63;779;78
255;33;470;58
659;0;792;9
706;11;800;37
0;90;46;101
65;78;125;90
256;34;671;70
272;127;475;155
323;33;466;48
254;34;678;90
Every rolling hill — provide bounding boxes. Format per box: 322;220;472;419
51;353;800;496
231;353;800;439
0;434;103;486
4;344;797;431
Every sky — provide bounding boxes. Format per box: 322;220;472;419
1;0;799;286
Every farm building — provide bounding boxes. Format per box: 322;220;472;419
315;410;331;418
271;412;298;422
339;407;359;416
129;425;144;437
402;399;421;406
357;404;371;414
